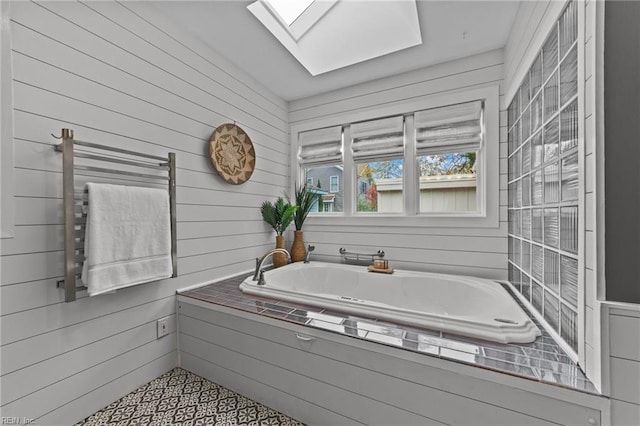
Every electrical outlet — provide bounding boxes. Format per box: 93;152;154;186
156;317;170;339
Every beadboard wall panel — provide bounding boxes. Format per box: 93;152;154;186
0;1;288;424
289;50;508;280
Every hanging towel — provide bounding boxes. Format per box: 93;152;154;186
82;183;173;296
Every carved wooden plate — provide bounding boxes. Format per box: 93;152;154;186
209;123;256;185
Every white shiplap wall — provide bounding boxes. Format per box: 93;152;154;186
288;50;508;280
0;1;288;423
606;305;640;426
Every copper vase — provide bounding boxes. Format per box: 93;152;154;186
290;230;306;263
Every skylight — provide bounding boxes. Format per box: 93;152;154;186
265;0;314;26
248;0;422;76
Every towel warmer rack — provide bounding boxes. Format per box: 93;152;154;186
54;128;177;302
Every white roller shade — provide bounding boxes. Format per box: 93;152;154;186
351;116;404;161
298;126;343;166
415;101;483;156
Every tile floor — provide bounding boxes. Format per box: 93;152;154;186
181;272;598;394
77;368;304;426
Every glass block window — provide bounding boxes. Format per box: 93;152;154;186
507;1;579;352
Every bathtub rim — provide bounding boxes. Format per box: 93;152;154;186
239;262;541;344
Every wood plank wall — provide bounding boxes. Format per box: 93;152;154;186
0;1;288;423
289;50;508;279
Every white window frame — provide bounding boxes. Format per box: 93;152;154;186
329;175;339;193
306;177;313;186
291;86;500;228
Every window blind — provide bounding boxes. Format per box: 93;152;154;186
415;101;483;156
298;126;343;166
351;116;404;161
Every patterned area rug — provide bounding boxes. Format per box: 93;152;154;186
77;368;304;426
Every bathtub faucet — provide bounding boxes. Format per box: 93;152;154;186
253;248;291;286
304;245;315;263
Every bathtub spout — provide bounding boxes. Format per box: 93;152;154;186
253;248;291;285
304;245;315;263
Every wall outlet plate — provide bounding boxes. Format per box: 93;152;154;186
157;316;170;339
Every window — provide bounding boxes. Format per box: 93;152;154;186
415;101;483;213
352;115;405;213
306;177;313;186
329;175;339;193
299;126;343;213
322;196;334;212
293;86;498;225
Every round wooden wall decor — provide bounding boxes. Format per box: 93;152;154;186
208;123;256;185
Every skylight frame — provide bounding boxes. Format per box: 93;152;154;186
255;0;338;42
248;0;422;76
264;0;315;26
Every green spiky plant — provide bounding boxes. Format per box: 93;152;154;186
260;197;297;236
290;183;318;231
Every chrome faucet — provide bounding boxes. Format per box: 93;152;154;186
253;248;291;286
304;244;315;263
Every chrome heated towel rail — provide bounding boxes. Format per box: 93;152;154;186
53;128;177;302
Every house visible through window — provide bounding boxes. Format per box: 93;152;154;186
415;101;483;213
352;115;405;213
297;99;486;216
298;126;344;213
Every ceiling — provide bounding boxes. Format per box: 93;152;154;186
151;1;520;102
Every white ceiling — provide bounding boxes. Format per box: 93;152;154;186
151;1;520;102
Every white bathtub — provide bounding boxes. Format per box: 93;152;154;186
239;262;540;344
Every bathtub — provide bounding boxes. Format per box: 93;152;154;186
239;262;540;344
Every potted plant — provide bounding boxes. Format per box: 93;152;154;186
289;183;318;262
260;197;297;267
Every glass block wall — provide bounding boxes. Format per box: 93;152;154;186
507;1;580;352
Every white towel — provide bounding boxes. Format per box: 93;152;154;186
82;183;173;296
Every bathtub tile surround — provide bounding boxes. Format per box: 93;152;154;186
181;274;597;394
76;368;304;426
507;0;581;354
